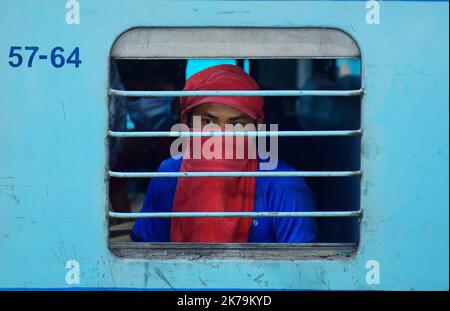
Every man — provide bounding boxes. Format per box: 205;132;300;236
131;64;318;243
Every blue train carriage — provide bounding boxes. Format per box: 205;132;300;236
0;0;448;290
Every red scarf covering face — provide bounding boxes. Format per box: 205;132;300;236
170;65;264;243
171;136;258;242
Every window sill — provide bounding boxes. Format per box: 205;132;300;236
109;242;357;260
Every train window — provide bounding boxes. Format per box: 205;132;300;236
107;28;362;259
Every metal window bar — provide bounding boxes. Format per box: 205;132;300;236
108;89;363;97
109;210;362;219
107;88;362;220
109;171;361;178
108;129;362;138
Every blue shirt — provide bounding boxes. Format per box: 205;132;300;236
131;158;318;243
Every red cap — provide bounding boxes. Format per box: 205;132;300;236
180;64;264;120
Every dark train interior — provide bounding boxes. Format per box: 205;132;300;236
108;58;361;244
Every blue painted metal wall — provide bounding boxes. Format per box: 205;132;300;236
0;0;448;290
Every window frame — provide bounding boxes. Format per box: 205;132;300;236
107;27;363;260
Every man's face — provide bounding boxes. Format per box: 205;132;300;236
187;102;256;131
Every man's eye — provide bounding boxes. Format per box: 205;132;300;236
232;121;249;127
204;119;215;125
